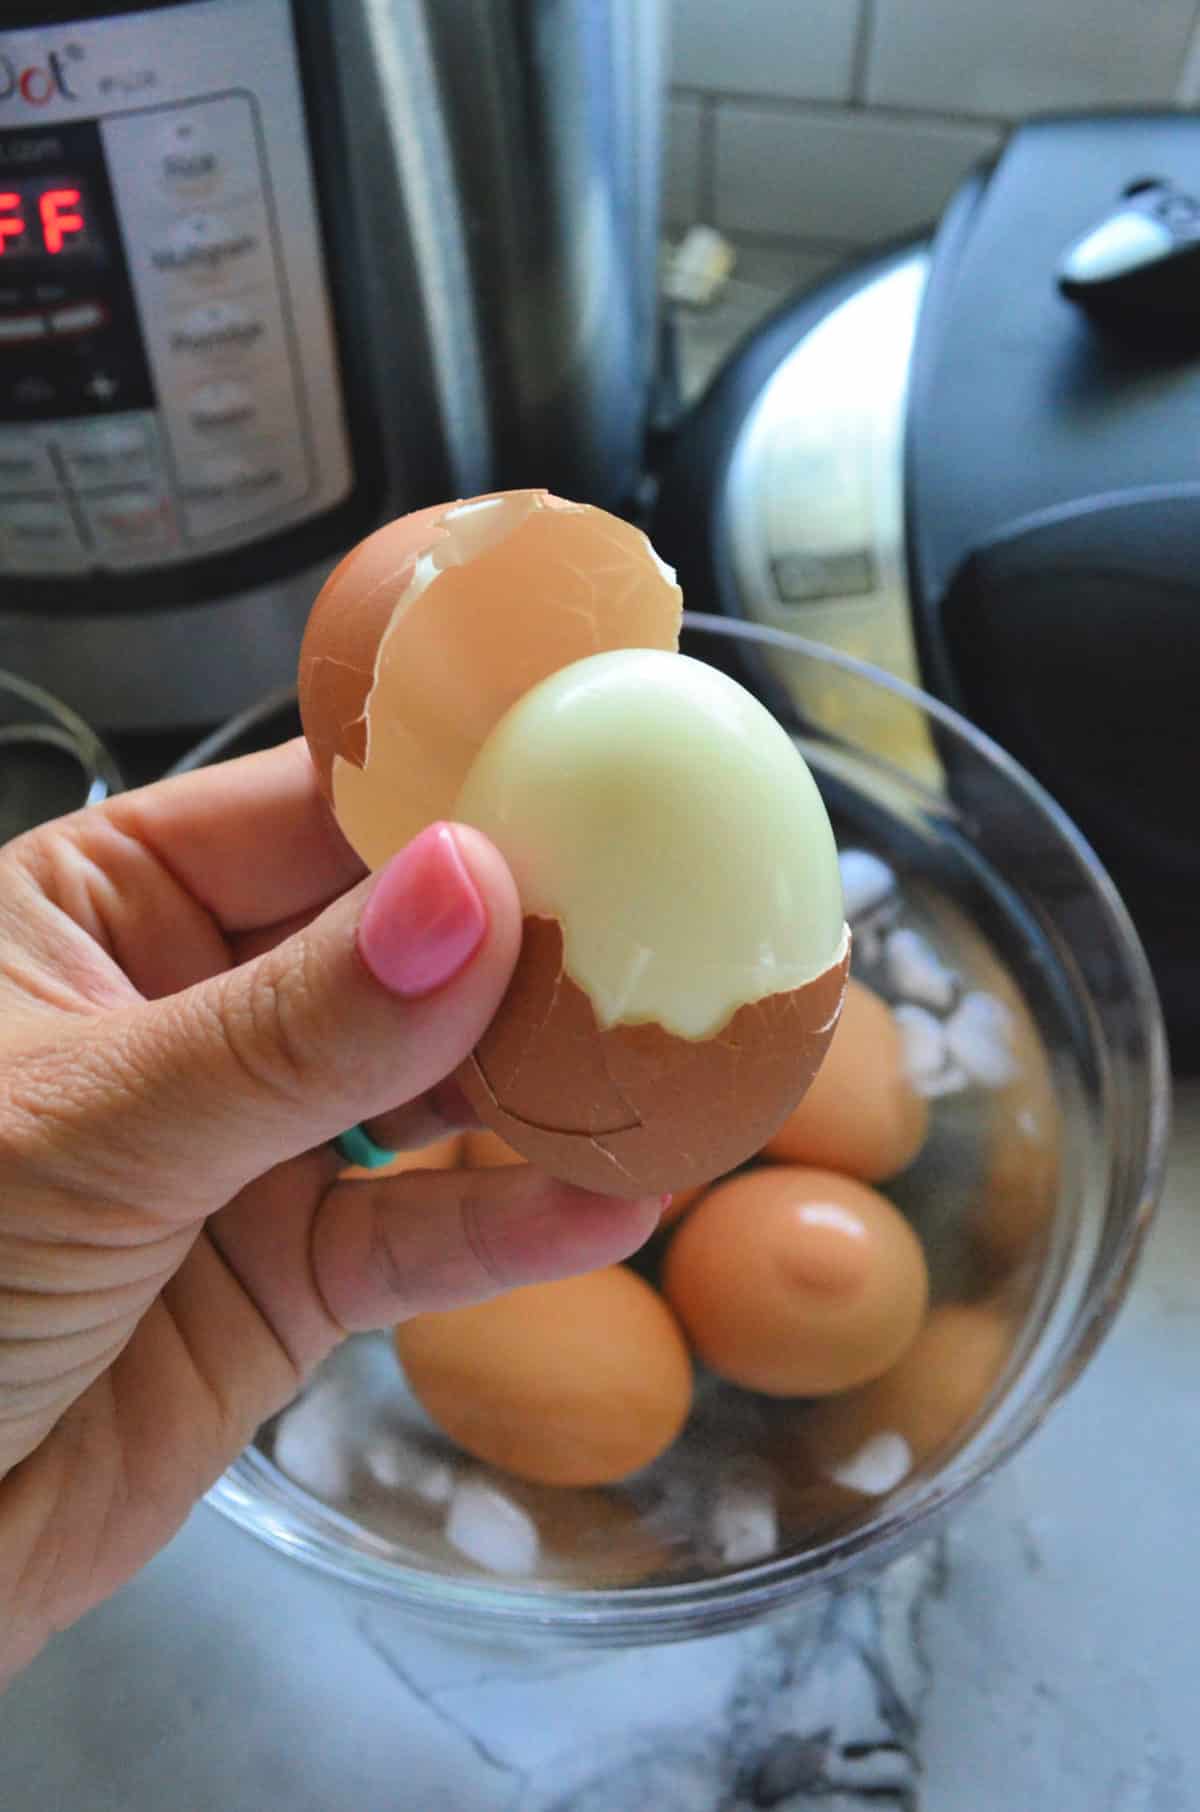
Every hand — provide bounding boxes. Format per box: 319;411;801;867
0;741;660;1686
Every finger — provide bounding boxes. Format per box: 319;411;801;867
20;825;520;1221
311;1165;664;1334
104;738;364;934
13;740;364;1006
360;1077;480;1154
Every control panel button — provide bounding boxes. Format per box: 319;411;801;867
151;212;262;284
0;314;48;344
180;450;291;539
0;497;85;572
169;299;266;359
158;116;220;200
186;377;256;432
8;374;58;411
83;371;122;405
98;79;347;567
59;416;153;488
50;301;107;336
79;487;175;559
0;432;56;494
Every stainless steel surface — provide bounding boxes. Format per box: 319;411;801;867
423;0;665;508
2;572;333;730
724;251;935;774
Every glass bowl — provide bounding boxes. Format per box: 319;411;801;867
0;669;122;845
206;617;1168;1645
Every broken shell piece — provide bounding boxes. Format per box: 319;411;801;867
444;1476;540;1577
299;491;683;868
884;927;958;1012
944;991;1019;1088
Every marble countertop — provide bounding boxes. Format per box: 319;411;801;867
3;1084;1196;1811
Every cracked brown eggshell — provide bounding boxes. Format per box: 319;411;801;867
298;490;682;868
456;917;849;1198
449;645;850;1196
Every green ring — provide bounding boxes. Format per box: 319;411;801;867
333;1124;397;1170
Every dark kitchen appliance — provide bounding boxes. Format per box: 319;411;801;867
652;113;1200;1063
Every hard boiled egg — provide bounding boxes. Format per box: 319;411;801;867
763;977;928;1181
394;1266;693;1487
802;1300;1012;1487
300;492;849;1198
662;1166;929;1396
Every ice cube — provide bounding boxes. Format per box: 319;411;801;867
272;1383;354;1501
363;1432;456;1504
885;927;958;1011
838;849;896;922
444;1477;540;1576
709;1465;779;1564
829;1432;912;1497
945;991;1018;1088
892;1003;968;1098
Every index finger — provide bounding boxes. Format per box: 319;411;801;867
106;737;366;934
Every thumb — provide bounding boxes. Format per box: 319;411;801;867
77;823;521;1215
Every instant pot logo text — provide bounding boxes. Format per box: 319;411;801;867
0;44;82;107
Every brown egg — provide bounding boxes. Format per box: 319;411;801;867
461;1128;526;1168
394;1266;693;1487
660;1181;710;1226
662;1167;928;1396
972;1020;1061;1279
301;493;850;1199
763;978;928;1182
299;491;683;869
340;1132;462;1180
803;1300;1013;1483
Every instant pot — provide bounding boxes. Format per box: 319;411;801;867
0;0;663;727
653;113;1200;1064
1;10;1194;1058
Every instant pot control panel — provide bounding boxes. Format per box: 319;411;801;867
0;0;357;600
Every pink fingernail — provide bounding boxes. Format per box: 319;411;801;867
358;823;487;998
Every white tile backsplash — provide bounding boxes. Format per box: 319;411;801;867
714;104;1000;242
667;0;1200;259
866;0;1200;117
671;0;861;102
665;95;705;226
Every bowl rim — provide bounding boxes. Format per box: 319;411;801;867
207;614;1171;1641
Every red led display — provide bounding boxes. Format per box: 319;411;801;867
0;179;91;257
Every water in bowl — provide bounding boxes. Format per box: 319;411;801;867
256;819;1064;1592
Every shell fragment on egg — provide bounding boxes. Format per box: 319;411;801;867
452;648;851;1193
299;491;683;869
